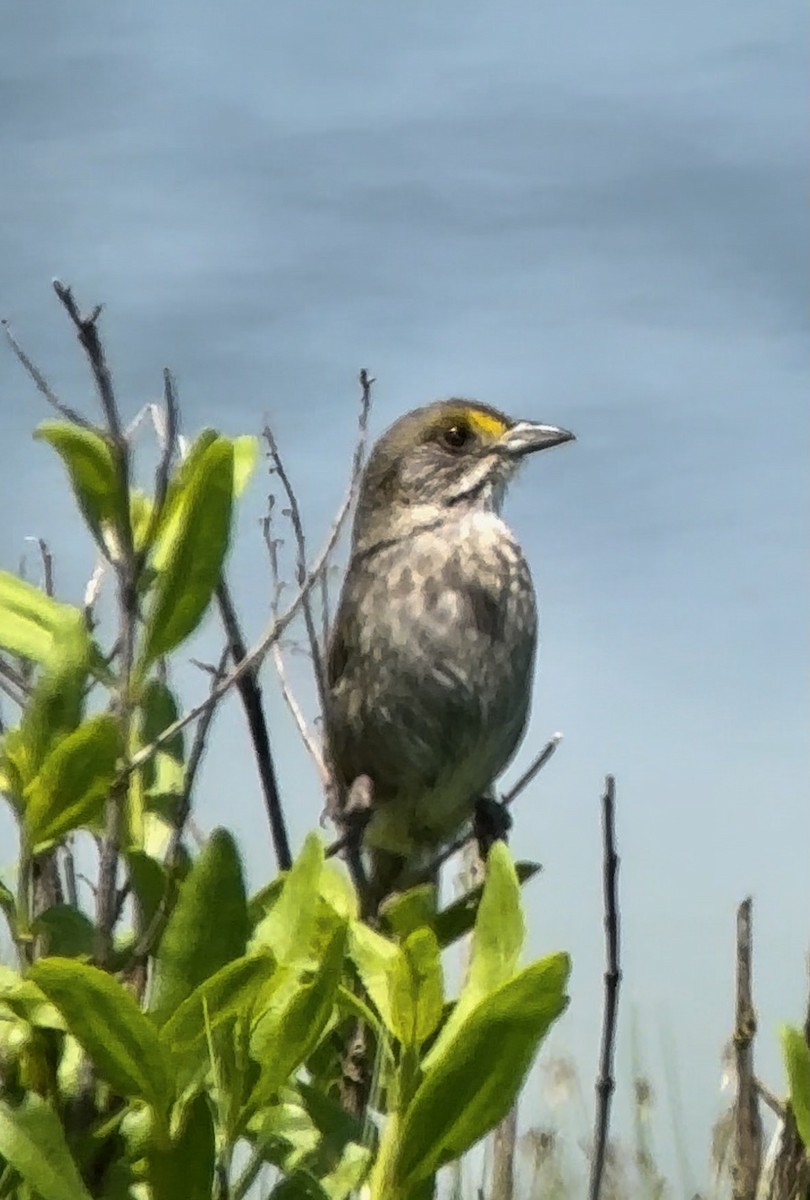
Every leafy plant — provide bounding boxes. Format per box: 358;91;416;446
0;286;570;1199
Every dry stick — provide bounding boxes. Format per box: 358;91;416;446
52;280;138;966
2;318;93;428
263;370;374;781
263;502;329;784
589;775;621;1200
731;897;762;1200
263;424;330;718
125;371;373;781
217;580;292;872
137;369;180;565
0;663;26;708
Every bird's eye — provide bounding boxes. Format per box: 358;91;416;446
442;423;471;450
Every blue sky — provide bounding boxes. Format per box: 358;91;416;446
1;0;807;1185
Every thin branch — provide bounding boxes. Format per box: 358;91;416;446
216;580;292;872
2;318;92;427
589;775;621;1200
125;499;346;778
138;369;180;563
264;423;329;716
52;282;137;967
125;370;373;781
62;841;79;909
755;1078;786;1120
34;538;54;596
52;280;125;444
263;499;329;784
0;664;27;708
731;897;762;1200
502;733;563;805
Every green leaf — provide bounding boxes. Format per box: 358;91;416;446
13;640;90;783
247;926;347;1118
251;834;323;966
30;958;173;1114
424;842;523;1069
389;928;443;1048
0;1093;92;1200
268;1174;330;1200
139;436;234;669
35;422;125;554
149;1092;215;1200
470;842;524;989
781;1024;810;1149
151;429;219;548
394;953;570;1185
0;571;87;667
150;828;248;1026
233;435;260;495
0;881;15;937
347;920;400;1037
434;861;541;949
381;885;438;942
23;713;121;850
0;965;64;1031
128;679;185;850
160;953;278;1062
319;1142;374;1199
32;905;95;958
126;850;169;931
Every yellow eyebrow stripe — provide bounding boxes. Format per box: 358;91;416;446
466;409;509;439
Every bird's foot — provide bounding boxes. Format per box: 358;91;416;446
473;794;513;860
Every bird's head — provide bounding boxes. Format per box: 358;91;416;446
352;399;574;547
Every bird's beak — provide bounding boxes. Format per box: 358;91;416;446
498;421;576;458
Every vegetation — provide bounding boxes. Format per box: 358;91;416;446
0;285;807;1199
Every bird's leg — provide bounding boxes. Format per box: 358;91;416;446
341;775;376;920
473;793;513;861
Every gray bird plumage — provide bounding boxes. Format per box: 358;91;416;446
326;398;573;902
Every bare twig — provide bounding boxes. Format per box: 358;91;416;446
589;775;621;1200
0;663;27;708
51;282;137;967
125;484;350;778
125;370;373;782
263;499;329;784
52;281;125;445
264;423;329;714
2;318;92;427
731;897;762;1200
216;580;292;872
491;1109;518;1200
137;369;180;563
502;734;563;806
754;1078;786;1120
262;370;373;780
33;537;54;596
